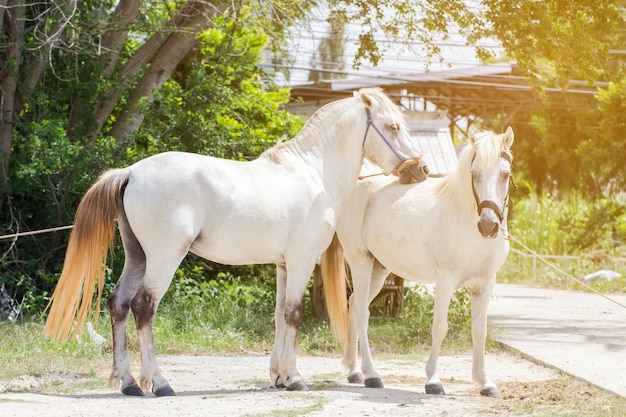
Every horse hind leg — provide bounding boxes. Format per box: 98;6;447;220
108;208;147;396
345;257;387;388
359;260;388;388
270;264;287;388
129;246;190;397
132;284;176;397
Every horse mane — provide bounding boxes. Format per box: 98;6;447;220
260;87;403;164
260;97;355;164
435;129;512;221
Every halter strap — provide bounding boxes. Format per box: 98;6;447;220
472;151;514;223
362;107;408;163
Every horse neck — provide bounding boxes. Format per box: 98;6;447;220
436;157;477;224
263;98;366;205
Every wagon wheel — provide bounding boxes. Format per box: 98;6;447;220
388;274;404;317
370;274;404;317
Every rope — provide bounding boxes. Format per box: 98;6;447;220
358;172;385;180
506;233;626;310
0;225;74;241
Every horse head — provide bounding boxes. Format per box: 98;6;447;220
356;88;429;184
468;126;515;239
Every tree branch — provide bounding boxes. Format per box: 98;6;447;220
91;1;227;140
107;4;216;142
100;0;143;77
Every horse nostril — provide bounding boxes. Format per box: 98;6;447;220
477;221;499;238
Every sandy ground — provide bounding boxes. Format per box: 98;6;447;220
0;351;600;416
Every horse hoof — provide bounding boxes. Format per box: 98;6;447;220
273;376;285;388
480;386;501;398
286;380;309;391
425;382;446;395
122;384;145;396
364;377;384;388
348;372;365;384
154;385;176;397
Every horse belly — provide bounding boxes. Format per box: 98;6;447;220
189;221;287;265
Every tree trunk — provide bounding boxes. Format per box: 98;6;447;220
107;2;218;142
67;0;141;138
0;0;7;30
0;1;24;191
16;0;79;116
91;2;225;142
101;0;143;77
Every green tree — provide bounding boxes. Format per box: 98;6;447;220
578;80;626;194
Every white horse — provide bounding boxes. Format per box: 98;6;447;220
43;88;428;397
321;127;514;397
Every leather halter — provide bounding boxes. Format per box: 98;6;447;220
471;151;514;223
362;108;422;174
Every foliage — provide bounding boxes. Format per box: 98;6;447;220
500;191;626;290
509;192;626;255
578;79;626;194
479;0;624;89
0;130;122;313
130;13;303;160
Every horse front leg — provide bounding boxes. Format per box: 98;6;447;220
470;279;500;397
132;286;175;397
273;261;314;391
425;283;454;395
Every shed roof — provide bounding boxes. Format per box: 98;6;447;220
406;111;458;177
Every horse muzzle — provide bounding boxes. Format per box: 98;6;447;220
394;158;430;184
477;216;500;239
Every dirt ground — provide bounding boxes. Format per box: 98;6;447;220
0;351;608;416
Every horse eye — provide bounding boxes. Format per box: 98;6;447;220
389;123;400;132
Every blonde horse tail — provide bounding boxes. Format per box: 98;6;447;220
320;233;349;349
44;168;129;343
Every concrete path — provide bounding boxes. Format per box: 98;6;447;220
488;284;626;397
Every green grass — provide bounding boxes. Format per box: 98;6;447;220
499;191;626;293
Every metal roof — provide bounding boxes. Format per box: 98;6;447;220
406;111;458;177
287;63;600;128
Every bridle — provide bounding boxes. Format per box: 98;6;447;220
362;107;422;176
471;151;516;223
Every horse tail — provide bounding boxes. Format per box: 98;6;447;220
320;233;349;348
44;168;130;343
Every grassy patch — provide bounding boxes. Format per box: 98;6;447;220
0;321;110;382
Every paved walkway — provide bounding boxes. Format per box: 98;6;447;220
488;284;626;397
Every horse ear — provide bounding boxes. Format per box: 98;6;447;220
468;127;478;145
503;126;514;147
356;89;374;108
